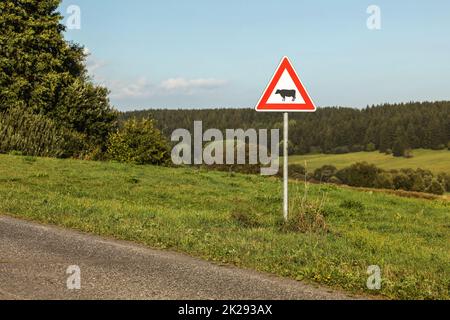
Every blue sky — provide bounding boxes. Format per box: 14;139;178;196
60;0;450;111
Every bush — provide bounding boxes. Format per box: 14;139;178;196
374;172;394;189
437;173;450;192
416;168;434;187
289;164;307;180
309;146;323;154
313;165;337;182
410;174;426;192
426;179;445;195
331;146;350;154
393;172;413;191
432;144;446;150
328;176;342;184
0;106;86;158
336;162;379;188
107;117;170;165
51;80;119;150
393;144;406;157
350;144;365;152
407;169;435;193
366;142;376;152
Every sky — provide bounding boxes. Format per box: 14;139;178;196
60;0;450;111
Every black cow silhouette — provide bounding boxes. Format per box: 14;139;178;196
275;89;296;102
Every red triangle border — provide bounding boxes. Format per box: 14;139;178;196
255;56;316;112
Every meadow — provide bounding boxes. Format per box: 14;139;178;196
287;149;450;174
0;154;449;299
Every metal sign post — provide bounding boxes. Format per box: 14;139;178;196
283;112;289;221
255;57;316;223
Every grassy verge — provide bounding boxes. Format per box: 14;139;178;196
0;154;449;299
288;149;450;174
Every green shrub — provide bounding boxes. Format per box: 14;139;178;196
432;144;446;150
276;164;307;180
393;145;405;157
331;145;350;154
415;169;434;189
374;172;394;189
0;106;86;158
410;174;426;192
309;146;323;154
350;144;365;152
336;162;379;188
287;164;307;180
426;179;445;195
393;172;413;191
391;168;429;192
313;165;337;182
328;176;342;184
107;117;170;165
437;173;450;192
277;164;311;181
8;150;23;156
365;142;376;152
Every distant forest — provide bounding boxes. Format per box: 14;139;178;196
121;101;450;156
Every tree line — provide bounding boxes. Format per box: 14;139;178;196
121;102;450;156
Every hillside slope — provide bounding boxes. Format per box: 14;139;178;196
288;149;450;174
0;154;448;299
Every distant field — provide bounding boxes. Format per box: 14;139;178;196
288;149;450;174
0;154;448;299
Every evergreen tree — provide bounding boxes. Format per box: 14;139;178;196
0;0;117;149
392;127;409;157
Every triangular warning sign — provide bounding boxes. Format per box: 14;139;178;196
255;56;316;112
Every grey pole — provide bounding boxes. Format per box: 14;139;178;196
283;112;289;221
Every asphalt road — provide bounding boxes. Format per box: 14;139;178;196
0;215;360;300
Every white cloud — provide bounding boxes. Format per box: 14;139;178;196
107;77;228;99
86;59;107;75
109;77;156;99
83;47;228;99
84;48;107;77
160;78;228;92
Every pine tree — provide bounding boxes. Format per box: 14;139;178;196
392;127;409;157
0;0;117;148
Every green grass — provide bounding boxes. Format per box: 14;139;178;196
0;154;449;299
288;149;450;174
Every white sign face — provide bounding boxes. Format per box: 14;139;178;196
266;69;306;104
